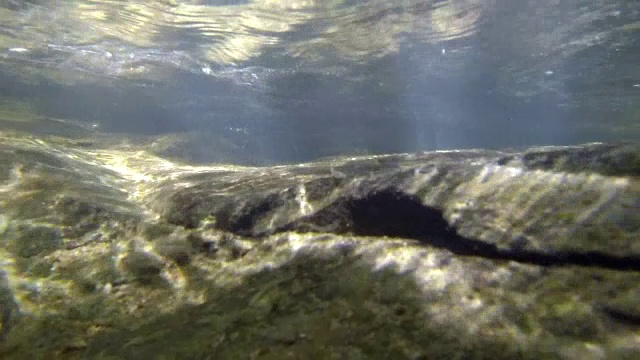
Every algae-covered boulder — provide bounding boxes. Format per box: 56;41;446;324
0;132;638;359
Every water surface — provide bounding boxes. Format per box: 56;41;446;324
0;0;638;164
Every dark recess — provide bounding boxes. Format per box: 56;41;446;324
595;303;640;325
226;188;640;271
340;189;640;271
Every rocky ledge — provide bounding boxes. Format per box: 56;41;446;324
0;132;638;359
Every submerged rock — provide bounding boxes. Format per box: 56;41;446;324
148;142;639;261
0;132;638;359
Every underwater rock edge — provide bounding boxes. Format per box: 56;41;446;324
146;142;640;261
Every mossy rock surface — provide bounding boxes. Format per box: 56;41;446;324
0;133;638;359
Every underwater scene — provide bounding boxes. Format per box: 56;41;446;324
0;0;639;358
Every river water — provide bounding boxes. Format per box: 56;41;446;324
0;0;638;164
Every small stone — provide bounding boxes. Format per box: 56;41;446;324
118;251;164;280
102;283;112;295
153;236;192;266
12;224;63;258
0;214;8;235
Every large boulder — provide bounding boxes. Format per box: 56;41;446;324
0;132;638;359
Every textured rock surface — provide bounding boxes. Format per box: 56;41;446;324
147;142;640;260
0;132;638;359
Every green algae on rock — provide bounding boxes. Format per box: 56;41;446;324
0;132;638;359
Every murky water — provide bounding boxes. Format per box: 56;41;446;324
1;0;639;164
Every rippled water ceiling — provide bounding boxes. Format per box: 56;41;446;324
0;1;486;78
0;0;638;164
